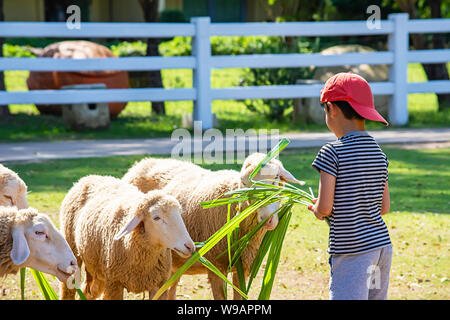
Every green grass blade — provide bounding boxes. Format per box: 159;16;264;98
246;228;275;293
249;138;290;183
30;269;59;300
198;193;279;256
245;205;291;293
76;288;87;300
234;257;247;296
154;193;279;300
20;267;26;300
199;256;248;300
226;202;233;271
258;208;292;300
229;204;283;266
152;251;202;300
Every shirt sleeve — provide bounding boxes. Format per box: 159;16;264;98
385;156;389;182
312;144;338;177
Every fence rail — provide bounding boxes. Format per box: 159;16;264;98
0;13;449;128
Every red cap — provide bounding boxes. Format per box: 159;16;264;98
320;72;388;126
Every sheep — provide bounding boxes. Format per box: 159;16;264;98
122;153;303;300
59;175;195;300
0;206;77;282
0;164;28;209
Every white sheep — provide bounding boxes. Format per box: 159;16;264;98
122;153;303;300
0;206;77;282
0;164;28;209
59;175;195;300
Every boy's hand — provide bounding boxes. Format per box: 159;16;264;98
307;198;324;220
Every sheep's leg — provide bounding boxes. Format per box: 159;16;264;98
84;272;104;300
167;278;180;300
102;281;124;300
60;280;76;300
208;271;226;300
81;269;93;299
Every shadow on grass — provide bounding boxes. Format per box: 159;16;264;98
0;113;182;142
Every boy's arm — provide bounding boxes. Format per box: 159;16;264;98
308;171;336;220
380;181;390;215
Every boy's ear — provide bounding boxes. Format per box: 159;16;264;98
327;102;338;117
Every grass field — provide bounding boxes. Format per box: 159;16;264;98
1;63;449;142
0;145;448;300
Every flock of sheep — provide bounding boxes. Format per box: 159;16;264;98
0;154;302;300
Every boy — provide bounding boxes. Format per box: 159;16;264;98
308;72;392;300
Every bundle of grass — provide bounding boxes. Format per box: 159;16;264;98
153;138;322;300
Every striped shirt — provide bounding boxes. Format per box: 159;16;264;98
312;130;391;255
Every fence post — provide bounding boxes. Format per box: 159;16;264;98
388;13;409;126
191;17;213;130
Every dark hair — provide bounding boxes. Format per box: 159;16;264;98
325;100;364;120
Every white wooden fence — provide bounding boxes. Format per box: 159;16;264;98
0;13;449;129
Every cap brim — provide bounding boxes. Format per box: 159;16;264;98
349;101;389;126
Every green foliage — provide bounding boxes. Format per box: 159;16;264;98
235;37;315;121
109;41;147;57
2;43;35;58
159;9;186;23
160;36;317;120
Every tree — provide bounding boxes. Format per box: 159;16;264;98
138;0;166;115
0;0;10;117
394;0;450;111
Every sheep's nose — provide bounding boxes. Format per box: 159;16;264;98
68;260;78;273
184;242;195;253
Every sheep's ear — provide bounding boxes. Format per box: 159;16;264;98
240;162;256;186
279;167;305;185
10;226;30;265
114;214;144;241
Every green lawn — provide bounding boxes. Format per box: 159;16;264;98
1;145;448;300
1;63;449;142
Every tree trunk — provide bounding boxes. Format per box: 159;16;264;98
0;0;11;117
138;0;166;115
397;0;450;111
421;0;450;111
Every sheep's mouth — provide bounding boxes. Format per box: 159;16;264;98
56;267;74;281
173;248;191;258
264;217;278;230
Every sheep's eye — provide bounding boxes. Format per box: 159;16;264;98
153;216;161;221
4;195;13;205
35;231;47;238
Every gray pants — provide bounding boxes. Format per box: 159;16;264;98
329;245;392;300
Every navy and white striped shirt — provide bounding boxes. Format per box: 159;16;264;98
312;130;391;255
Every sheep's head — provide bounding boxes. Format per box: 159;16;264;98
240;153;305;230
9;208;77;282
114;191;195;258
0;165;29;209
